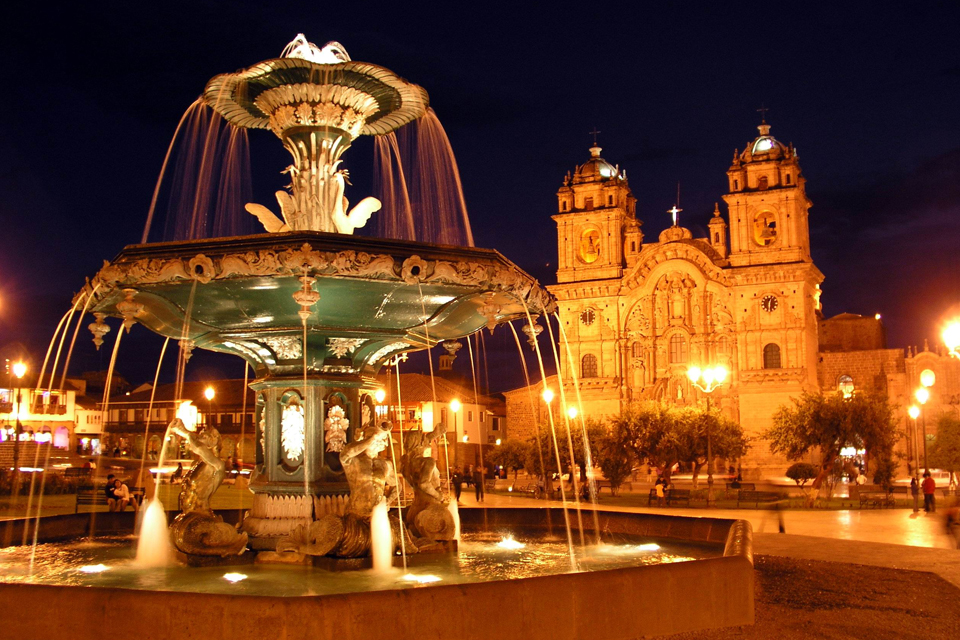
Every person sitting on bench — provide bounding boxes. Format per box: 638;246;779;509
112;478;138;511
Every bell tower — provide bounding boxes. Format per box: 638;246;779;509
722;121;811;267
554;143;638;283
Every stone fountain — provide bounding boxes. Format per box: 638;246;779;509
77;35;555;560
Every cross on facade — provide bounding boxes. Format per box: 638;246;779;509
757;104;769;124
589;127;601;145
668;204;682;227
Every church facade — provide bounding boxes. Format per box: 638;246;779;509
512;123;826;477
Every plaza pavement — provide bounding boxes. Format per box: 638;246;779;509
461;491;960;588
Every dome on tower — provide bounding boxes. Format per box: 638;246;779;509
740;123;789;162
572;145;621;184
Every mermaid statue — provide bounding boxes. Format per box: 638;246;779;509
400;427;456;541
168;418;249;557
278;419;413;557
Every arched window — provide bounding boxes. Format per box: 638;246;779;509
763;343;781;369
758;175;769;190
631;343;643;358
785;174;792;185
838;375;854;398
581;354;598;378
669;335;688;364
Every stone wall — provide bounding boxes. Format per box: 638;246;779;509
818;313;886;352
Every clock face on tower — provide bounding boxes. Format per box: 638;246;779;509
580;309;596;326
761;295;778;313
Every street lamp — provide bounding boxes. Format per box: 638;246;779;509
374;388;386;404
908;404;921;512
943;320;960;359
11;361;26;491
915;383;932;473
687;364;728;506
450;398;461;472
567;406;578;420
204;386;215;428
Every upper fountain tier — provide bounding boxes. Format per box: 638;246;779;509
203;37;428;141
201;35;429;235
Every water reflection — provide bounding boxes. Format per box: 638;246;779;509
0;533;712;597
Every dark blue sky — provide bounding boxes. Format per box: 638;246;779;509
2;1;959;390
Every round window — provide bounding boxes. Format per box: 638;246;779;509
580;309;596;326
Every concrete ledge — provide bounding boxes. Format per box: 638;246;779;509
0;509;754;640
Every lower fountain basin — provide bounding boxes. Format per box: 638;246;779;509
0;508;753;639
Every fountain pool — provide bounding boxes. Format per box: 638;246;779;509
0;508;753;639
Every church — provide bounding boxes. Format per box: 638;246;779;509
504;121;959;479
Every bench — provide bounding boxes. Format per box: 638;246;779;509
859;491;894;509
725;482;755;492
75;485;145;513
484;478;498;492
75;485;104;512
737;490;781;508
595;480;632;495
648;488;691;506
511;483;542;498
64;467;91;480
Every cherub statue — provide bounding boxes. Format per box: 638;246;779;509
167;418;248;557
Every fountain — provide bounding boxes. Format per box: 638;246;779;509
0;35;754;639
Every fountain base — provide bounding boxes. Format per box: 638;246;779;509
177;550;258;568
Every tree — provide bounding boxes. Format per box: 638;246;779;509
485;439;527;478
610;401;746;487
610;401;682;484
785;462;818;498
929;414;960;483
525;418;606;482
593;431;634;496
765;391;899;504
680;406;748;488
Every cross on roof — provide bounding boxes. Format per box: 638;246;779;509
757;104;769;124
667;205;682;227
589;127;601;146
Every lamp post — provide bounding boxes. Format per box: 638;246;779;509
915;383;932;473
11;361;26;494
686;364;728;506
908;404;921;512
450;398;461;472
204;386;215;428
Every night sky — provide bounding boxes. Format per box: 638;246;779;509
2;2;959;392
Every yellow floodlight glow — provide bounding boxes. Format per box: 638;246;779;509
686;366;701;384
374;388;386;404
542;388;554;404
920;369;936;388
908;405;920;420
204;386;215;401
567;406;578;420
915;387;930;405
714;365;728;384
12;362;26;379
943;320;960;355
450;398;461;413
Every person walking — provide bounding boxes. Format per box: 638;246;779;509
922;471;936;513
910;476;920;512
473;465;485;503
452;467;464;502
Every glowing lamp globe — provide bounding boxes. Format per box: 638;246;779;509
920;369;936;389
686;366;701;383
450;398;462;413
915;387;930;405
567;406;578;419
714;365;728;384
541;389;554;404
908;405;920;420
943;321;960;353
374;389;386;404
12;362;26;379
204;386;216;401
